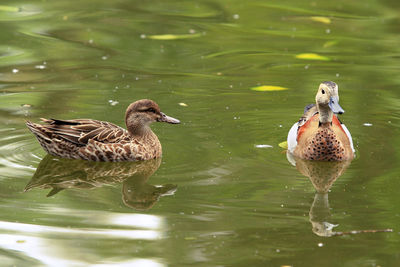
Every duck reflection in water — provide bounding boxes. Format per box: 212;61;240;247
287;153;351;237
25;155;177;211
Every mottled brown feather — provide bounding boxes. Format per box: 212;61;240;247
294;114;353;161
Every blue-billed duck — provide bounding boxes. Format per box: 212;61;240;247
287;81;354;161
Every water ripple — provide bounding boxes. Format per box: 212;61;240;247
0;129;39;179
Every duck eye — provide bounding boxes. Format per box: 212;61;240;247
147;108;156;113
321;89;325;94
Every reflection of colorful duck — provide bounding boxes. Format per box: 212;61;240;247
288;155;392;236
287;154;351;237
287;81;354;161
309;193;338;237
292;155;351;194
26;99;180;161
25;155;177;210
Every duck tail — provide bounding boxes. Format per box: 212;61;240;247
26;121;51;142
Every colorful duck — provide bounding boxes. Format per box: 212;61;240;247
26;99;180;161
287;81;354;161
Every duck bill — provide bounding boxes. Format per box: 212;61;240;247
158;112;180;124
329;96;344;114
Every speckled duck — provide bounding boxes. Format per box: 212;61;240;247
287;81;354;161
26;99;180;161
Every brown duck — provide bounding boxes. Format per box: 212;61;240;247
26;99;180;161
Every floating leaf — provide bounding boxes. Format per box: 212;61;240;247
147;33;202;40
178;102;188;107
310;16;331;24
323;40;338;48
258;3;367;19
251;85;288;92
295;53;330;61
0;5;20;12
279;141;288;149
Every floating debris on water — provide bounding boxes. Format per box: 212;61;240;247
178;103;188;107
363;123;373;127
295;53;330;61
278;141;288;149
108;100;119;106
0;5;20;12
255;144;273;148
323;40;338;48
147;33;202;40
251;85;288;92
310;16;331;24
12;68;19;73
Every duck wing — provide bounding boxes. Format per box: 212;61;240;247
298;104;317;127
287;104;318;153
38;118;129;145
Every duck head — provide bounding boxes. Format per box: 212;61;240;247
315;81;344;124
125;99;180;135
316;81;344;114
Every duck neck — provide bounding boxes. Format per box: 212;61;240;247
126;117;154;138
317;103;333;125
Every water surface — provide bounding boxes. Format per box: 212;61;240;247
1;0;400;266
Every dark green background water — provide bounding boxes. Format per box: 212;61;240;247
1;0;400;266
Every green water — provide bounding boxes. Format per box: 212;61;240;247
1;0;400;266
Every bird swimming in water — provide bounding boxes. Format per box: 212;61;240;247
26;99;180;161
287;81;354;161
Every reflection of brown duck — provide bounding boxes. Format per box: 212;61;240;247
287;152;351;237
122;177;177;211
25;155;177;210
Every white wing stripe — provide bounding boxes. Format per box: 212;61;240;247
341;124;355;152
287;122;298;153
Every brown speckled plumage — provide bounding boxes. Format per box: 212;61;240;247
26;99;180;161
301;124;347;161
